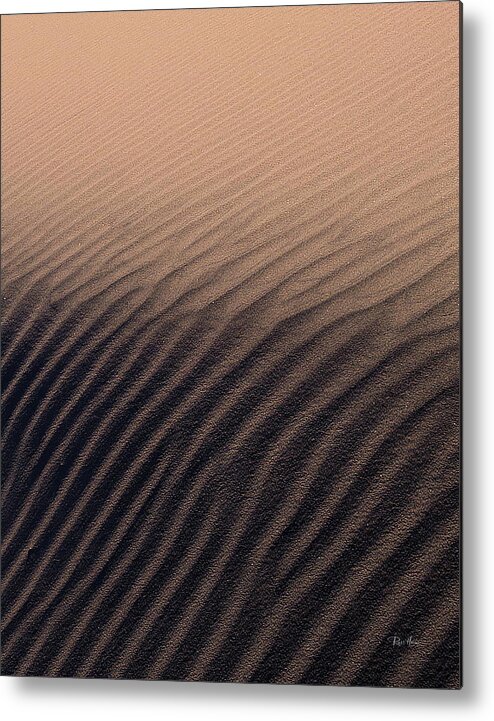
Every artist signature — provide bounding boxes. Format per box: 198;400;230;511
387;635;420;648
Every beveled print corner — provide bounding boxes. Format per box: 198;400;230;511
1;2;461;689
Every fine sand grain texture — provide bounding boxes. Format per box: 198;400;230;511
1;3;461;687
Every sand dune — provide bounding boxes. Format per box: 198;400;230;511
1;3;460;687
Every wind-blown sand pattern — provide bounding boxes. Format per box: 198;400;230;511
1;3;461;688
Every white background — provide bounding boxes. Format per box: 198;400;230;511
0;0;492;719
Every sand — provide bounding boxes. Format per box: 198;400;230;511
1;3;461;687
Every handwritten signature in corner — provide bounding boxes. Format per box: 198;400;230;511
387;634;420;648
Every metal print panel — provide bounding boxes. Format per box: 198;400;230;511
1;2;462;688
